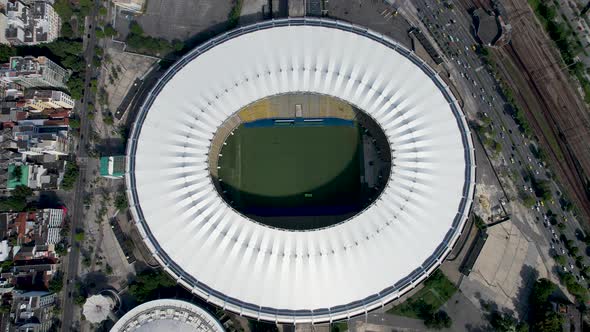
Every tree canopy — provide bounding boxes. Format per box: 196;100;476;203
528;278;564;332
424;310;452;330
128;269;176;303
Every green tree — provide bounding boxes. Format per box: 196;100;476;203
529;278;563;331
53;0;73;19
561;273;588;302
66;75;84;100
227;0;242;28
70;117;80;129
532;310;564;332
95;28;105;39
522;194;536;208
61;161;79;190
490;311;528;332
554;255;566;266
12;166;22;180
12;185;32;200
61;21;74;39
129;21;144;35
128;269;176;303
530;278;556;308
104;25;117;37
0;260;13;272
424;310;452;330
0;197;26;211
48;271;64;293
114;193;128;210
0;44;15;62
74;230;85;242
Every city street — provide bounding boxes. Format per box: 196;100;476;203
60;1;100;330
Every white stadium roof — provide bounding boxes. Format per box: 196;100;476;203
110;299;224;332
126;18;475;324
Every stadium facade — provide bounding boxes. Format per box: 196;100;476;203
126;18;476;324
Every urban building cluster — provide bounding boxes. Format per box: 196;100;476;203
0;208;65;331
0;0;61;46
0;56;73;191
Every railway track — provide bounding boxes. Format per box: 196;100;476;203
487;0;590;223
496;42;590;222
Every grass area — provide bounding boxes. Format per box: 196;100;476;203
218;123;362;215
387;270;457;319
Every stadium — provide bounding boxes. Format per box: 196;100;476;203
126;18;476;324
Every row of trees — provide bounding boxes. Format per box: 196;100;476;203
530;0;590;103
0;185;32;211
61;161;80;190
126;21;184;56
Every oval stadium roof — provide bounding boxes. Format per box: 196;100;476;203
126;18;476;324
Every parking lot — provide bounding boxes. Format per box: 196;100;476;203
115;0;233;42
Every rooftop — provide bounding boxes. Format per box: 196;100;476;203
474;8;500;45
7;164;28;189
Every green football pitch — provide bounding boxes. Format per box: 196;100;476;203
217;124;362;215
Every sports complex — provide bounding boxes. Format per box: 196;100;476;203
126;18;476;324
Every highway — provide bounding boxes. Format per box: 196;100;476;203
60;1;100;330
410;1;589;282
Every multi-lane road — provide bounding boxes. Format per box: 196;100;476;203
60;1;100;330
411;0;589;281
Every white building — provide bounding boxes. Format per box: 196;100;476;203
42;208;62;245
112;0;145;13
24;90;75;111
4;0;60;45
11;121;69;156
126;19;476;324
0;56;69;89
0;240;9;261
83;295;114;324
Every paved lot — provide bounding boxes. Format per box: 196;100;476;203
239;0;266;25
326;0;412;49
116;0;232;41
100;49;157;120
460;219;552;319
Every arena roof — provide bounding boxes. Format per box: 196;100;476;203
126;18;476;324
110;299;224;332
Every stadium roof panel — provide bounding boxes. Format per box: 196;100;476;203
126;18;475;324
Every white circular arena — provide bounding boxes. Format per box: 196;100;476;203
110;299;224;332
126;18;475;324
